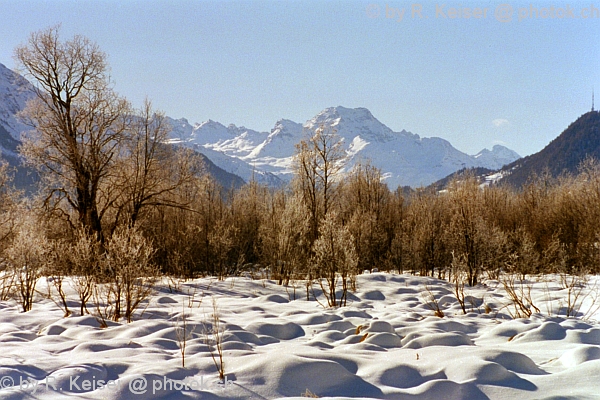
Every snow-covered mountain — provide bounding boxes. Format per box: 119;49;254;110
248;119;304;159
473;145;521;171
166;117;283;187
0;62;35;154
176;106;521;188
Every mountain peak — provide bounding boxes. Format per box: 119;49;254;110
474;144;520;157
472;145;521;170
197;119;226;130
270;119;303;136
311;106;376;125
306;106;396;142
178;105;520;188
273;118;300;128
317;106;375;120
0;61;524;190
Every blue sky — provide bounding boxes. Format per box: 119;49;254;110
1;0;598;156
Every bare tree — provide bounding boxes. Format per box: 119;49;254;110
260;192;310;286
208;215;236;281
228;181;267;268
68;228;102;315
112;100;201;230
145;173;215;278
203;298;225;381
102;226;158;322
293;125;345;246
15;26;130;241
175;302;196;368
5;213;50;312
0;162;19;300
0;162;17;245
445;177;508;286
402;189;450;277
342;161;392;272
45;239;72;317
311;212;357;307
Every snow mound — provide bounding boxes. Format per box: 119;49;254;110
245;321;305;340
403;332;474;348
559;345;600;367
512;321;567;342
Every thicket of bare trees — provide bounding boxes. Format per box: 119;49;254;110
2;27;600;317
0;26;199;319
3;126;600;314
129;128;600;308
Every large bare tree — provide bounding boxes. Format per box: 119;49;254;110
15;27;199;242
15;26;130;240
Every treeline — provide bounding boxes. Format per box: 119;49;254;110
3;137;600;309
2;27;600;316
147;154;600;286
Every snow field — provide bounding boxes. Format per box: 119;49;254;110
0;272;599;399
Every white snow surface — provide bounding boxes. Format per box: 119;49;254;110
174;106;521;189
1;272;600;399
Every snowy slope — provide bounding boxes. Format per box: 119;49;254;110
473;145;522;171
304;106;480;187
247;119;304;159
0;63;35;154
179;106;521;188
166;117;283;187
189;120;268;159
189;143;283;188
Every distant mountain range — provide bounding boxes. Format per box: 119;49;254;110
170;106;521;188
1;62;521;189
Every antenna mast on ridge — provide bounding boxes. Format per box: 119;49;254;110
593;87;595;112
